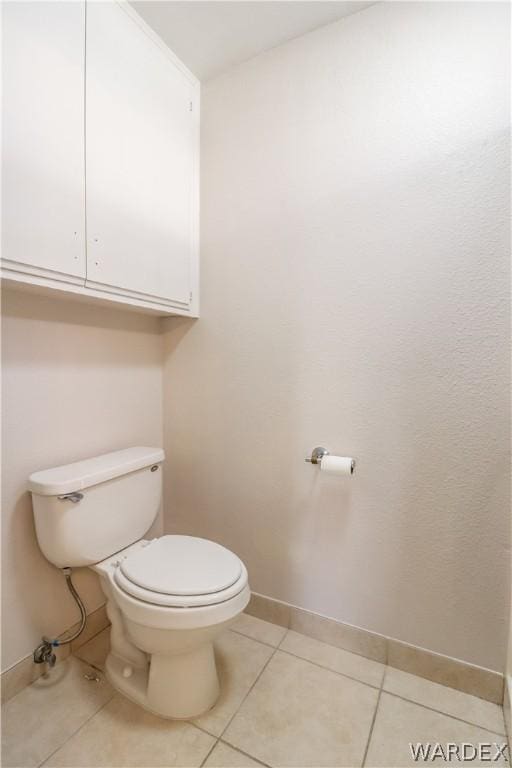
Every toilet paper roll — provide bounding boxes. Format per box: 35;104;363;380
320;455;354;476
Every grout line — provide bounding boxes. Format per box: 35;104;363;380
219;739;272;768
382;690;508;738
277;646;382;691
249;610;385;664
276;627;289;650
199;736;220;767
229;626;286;649
361;662;386;767
287;635;386;666
193;721;222;739
198;735;272;768
217;646;279;742
36;683;116;767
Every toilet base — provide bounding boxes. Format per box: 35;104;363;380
105;642;220;720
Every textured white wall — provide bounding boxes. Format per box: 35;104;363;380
1;290;163;672
163;1;510;671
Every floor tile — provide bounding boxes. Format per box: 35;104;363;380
281;630;384;688
224;649;379;767
73;628;110;671
44;694;215;767
384;666;506;735
365;693;508;767
193;630;274;737
1;657;114;768
231;613;287;647
203;741;266;767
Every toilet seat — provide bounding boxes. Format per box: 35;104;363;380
113;535;248;608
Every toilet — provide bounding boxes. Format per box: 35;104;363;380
28;446;250;719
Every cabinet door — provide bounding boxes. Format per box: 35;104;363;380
86;2;197;310
1;1;86;282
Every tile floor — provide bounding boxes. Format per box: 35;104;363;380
1;613;508;767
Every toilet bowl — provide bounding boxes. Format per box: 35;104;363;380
93;535;250;719
28;446;251;720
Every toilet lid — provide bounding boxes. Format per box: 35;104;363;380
119;535;243;597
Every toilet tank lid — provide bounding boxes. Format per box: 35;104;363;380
28;447;165;496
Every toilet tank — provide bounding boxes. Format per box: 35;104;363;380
29;447;165;568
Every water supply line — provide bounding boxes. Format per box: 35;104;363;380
33;567;87;667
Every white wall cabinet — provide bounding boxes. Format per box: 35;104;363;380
2;1;86;284
1;2;199;316
86;3;198;312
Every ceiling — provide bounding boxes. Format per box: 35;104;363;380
130;1;376;81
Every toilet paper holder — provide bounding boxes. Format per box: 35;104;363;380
305;446;356;474
305;446;329;465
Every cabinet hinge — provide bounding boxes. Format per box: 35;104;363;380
189;292;193;302
189;101;193;112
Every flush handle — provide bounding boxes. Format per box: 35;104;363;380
57;492;84;503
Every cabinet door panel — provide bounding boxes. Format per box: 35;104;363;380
86;2;196;307
2;1;85;281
